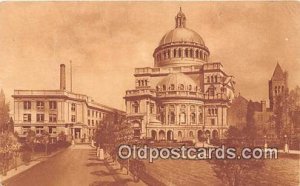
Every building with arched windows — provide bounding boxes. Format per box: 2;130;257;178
124;8;235;142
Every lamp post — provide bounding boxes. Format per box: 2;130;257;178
264;135;267;149
284;134;289;153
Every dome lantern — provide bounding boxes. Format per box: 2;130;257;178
175;7;186;28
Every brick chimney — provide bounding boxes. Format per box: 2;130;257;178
261;101;266;112
60;64;66;90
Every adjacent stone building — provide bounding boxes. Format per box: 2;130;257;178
13;64;125;143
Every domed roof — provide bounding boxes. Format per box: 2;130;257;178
159;27;205;46
157;73;197;89
158;8;205;46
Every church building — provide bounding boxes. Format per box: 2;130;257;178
124;9;235;142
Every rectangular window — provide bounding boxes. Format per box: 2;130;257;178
88;110;90;116
150;103;154;114
23;101;31;110
23;114;31;122
92;111;94;117
49;126;57;134
49;114;57;122
36;101;45;110
88;119;90;125
71;103;76;112
49;101;57;110
22;126;30;135
92;120;94;126
35;126;43;134
71;115;76;122
211;118;215;125
37;114;45;122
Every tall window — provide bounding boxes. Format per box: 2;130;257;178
36;101;44;110
170;84;175;90
190;49;193;57
170;112;175;124
23;114;31;122
133;102;139;113
208;87;215;96
179;84;184;90
173;49;177;57
180;112;186;123
211;118;215;125
24;101;31;110
191;113;196;123
185;48;189;57
88;110;90;116
71;103;76;111
150;103;154;114
36;114;44;122
49;114;57;122
178;48;182;57
195;50;199;58
49;101;57;110
71;115;76;122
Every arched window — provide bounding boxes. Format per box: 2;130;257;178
188;85;192;91
191;113;196;123
195;50;199;58
167;50;170;58
275;86;277;94
163;85;166;91
207;76;210;83
179;84;184;90
174;49;177;57
170;112;175;124
178;48;182;57
132;101;139;113
189;131;194;138
200;51;203;59
211;76;214;83
170;84;175;90
156;86;159;91
180;112;186;123
190;49;193;58
215;75;218;83
185;48;189;57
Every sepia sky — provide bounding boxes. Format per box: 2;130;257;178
0;2;299;110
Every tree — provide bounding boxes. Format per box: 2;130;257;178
36;131;50;154
0;132;21;175
209;126;265;186
26;129;36;153
243;100;257;144
0;89;10;134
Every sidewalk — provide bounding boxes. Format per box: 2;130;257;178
0;148;65;183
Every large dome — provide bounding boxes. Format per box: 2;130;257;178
159;27;205;46
153;8;210;67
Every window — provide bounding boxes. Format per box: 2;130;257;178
71;115;76;122
92;120;94;126
211;119;215;125
37;114;44;122
49;126;57;134
96;112;98;118
207;76;210;83
163;85;166;91
170;112;175;124
35;126;43;134
88;119;90;125
178;48;182;57
178;84;184;90
49;101;57;110
133;102;139;113
22;126;30;135
208;87;215;96
170;84;175;90
215;76;218;83
191;113;196;123
49;114;57;122
185;48;189;57
92;111;94;117
195;50;199;58
88;110;90;116
180;112;186;123
24;101;31;110
173;49;177;57
36;101;44;110
188;85;192;91
150;103;154;114
190;49;193;57
199;113;203;122
71;103;76;111
23;114;31;122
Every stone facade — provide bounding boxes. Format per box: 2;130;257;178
124;9;235;142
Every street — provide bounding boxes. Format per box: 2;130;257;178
3;144;134;186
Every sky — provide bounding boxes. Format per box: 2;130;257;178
0;2;299;110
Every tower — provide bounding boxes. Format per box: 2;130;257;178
269;63;288;110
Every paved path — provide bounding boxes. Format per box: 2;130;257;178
2;144;144;186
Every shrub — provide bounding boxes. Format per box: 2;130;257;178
21;151;31;165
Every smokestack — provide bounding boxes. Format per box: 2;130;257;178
60;64;66;90
261;101;266;112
